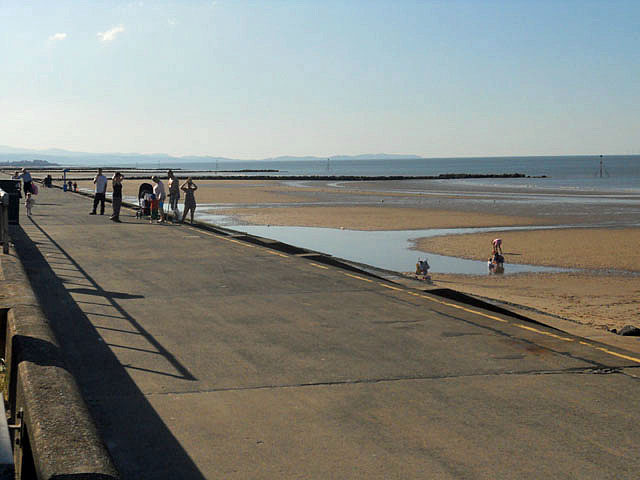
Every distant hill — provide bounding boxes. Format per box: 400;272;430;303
0;145;424;166
0;158;59;167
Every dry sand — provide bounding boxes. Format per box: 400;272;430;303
413;227;640;332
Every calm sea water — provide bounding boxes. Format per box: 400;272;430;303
163;155;640;193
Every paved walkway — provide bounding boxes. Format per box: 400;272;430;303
8;185;640;479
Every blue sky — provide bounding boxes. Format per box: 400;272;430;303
1;0;639;159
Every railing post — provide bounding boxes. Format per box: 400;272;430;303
0;189;9;254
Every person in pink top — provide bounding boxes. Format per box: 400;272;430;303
492;238;503;255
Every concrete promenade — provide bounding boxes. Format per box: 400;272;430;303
5;185;640;478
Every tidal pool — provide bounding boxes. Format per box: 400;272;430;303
230;224;572;275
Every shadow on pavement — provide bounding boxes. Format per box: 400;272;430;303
10;220;205;480
66;288;145;300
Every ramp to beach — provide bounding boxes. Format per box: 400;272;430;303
6;186;640;479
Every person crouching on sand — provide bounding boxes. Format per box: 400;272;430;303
492;238;503;255
180;177;198;224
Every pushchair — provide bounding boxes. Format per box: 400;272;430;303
136;183;154;219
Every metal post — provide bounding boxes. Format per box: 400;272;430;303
599;155;603;178
1;196;8;254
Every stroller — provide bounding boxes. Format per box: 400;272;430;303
136;183;154;219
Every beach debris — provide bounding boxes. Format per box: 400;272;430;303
617;325;640;337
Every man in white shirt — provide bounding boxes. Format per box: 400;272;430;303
18;168;33;195
152;175;167;223
90;168;108;215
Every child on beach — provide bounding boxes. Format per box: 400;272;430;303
149;193;159;224
25;192;34;217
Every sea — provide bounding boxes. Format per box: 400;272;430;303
159;155;640;193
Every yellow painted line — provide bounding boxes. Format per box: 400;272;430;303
514;324;573;342
379;283;403;291
418;294;508;323
595;347;640;364
344;273;373;283
267;250;288;258
227;238;255;248
187;228;256;247
309;263;329;270
412;290;640;366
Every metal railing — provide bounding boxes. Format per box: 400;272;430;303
0;189;9;254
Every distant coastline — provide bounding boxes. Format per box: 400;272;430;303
0;159;59;167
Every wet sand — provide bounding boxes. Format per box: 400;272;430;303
67;177;639;331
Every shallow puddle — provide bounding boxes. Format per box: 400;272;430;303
228;224;572;275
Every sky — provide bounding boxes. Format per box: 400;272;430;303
1;0;639;159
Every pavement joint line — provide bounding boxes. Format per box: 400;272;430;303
144;366;628;397
309;262;329;270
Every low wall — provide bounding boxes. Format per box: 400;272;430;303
0;248;118;479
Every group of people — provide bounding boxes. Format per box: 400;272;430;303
488;238;505;274
11;168;34;194
11;169;36;217
90;168;198;224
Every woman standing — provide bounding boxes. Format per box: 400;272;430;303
110;172;124;222
167;169;180;222
180;177;198;224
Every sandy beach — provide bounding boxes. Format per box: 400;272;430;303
29;174;640;332
415;228;640;271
